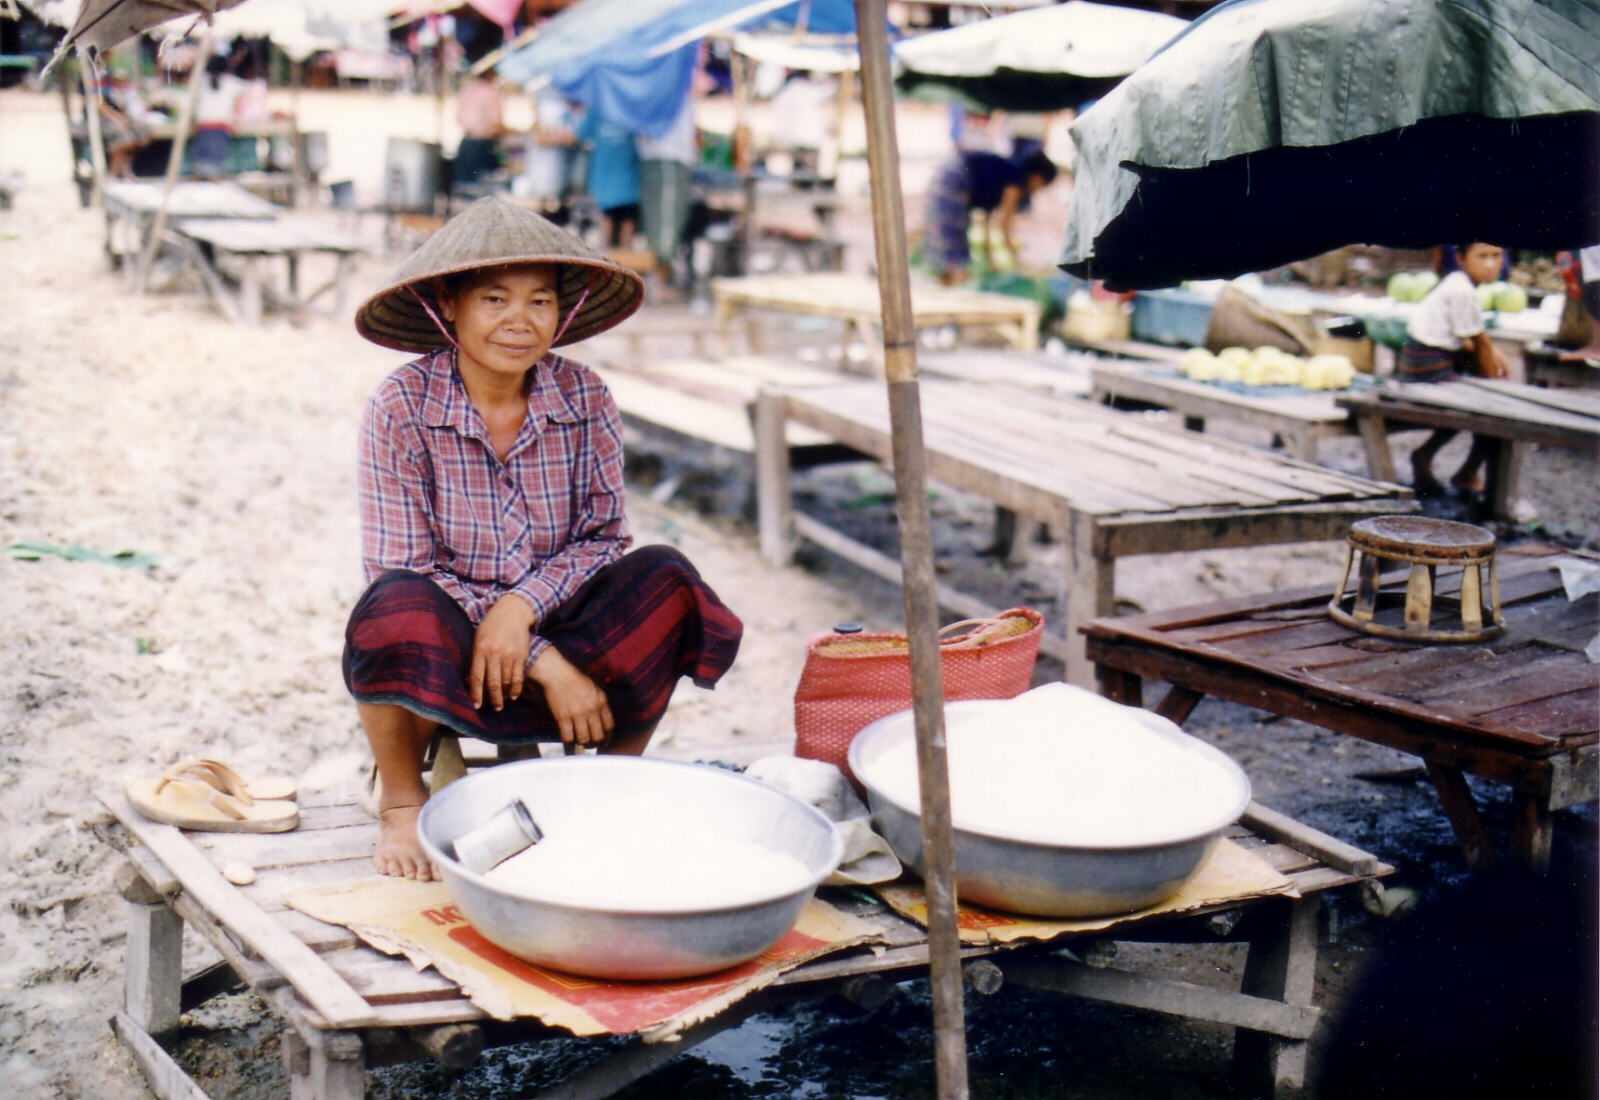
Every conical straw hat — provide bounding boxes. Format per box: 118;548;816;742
355;196;644;353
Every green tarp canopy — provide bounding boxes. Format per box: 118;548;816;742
1059;0;1600;288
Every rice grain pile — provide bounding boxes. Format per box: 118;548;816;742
861;684;1247;846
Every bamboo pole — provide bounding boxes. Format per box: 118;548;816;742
852;2;969;1097
133;29;211;295
78;52;107;209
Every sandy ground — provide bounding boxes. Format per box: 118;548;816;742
0;85;1594;1098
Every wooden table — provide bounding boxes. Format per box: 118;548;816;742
96;786;1386;1100
754;380;1416;682
1085;543;1599;871
102;180;280;279
171;216;363;325
1337;378;1600;518
1088;359;1359;462
712;273;1041;367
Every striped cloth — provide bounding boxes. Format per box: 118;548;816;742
343;545;743;745
1398;338;1472;383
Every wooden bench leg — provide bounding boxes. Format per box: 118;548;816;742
1486;440;1524;521
754;390;794;566
124;896;183;1038
992;506;1035;566
239;256;265;326
1424;761;1497;869
1063;511;1113;689
1352;412;1397;483
1096;666;1141;706
284;1027;365;1100
1232;896;1319;1099
1509;790;1554;873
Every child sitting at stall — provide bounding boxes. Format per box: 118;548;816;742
1398;241;1510;496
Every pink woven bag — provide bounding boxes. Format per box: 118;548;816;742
792;608;1044;787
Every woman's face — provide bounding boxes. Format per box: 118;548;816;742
440;263;561;381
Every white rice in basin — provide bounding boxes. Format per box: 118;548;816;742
859;683;1247;847
485;815;815;910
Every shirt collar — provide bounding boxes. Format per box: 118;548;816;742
418;349;583;436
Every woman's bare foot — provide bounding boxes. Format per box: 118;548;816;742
375;803;435;881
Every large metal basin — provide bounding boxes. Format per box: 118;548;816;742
418;757;843;981
848;700;1251;918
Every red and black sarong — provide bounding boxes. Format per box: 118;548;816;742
342;545;743;744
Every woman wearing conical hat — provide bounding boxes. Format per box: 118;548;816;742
346;197;744;880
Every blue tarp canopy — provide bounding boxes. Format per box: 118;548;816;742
496;0;857;136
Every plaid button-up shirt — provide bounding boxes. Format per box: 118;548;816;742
358;348;631;666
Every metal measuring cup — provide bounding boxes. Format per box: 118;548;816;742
451;797;544;874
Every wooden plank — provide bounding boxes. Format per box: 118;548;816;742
1471;378;1600;418
1476;687;1600;738
1001;956;1320;1040
1414;654;1600;725
1239;803;1381;876
99;790;378;1027
195;822;375;871
110;1013;214;1100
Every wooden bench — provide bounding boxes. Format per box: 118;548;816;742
1088;358;1359;462
593;355;841;455
97;785;1388;1100
1086;544;1599;870
754;379;1417;683
101;179;279;281
170;216;364;325
712;273;1041;369
1337;378;1600;519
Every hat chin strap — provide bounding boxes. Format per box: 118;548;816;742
411;271;597;359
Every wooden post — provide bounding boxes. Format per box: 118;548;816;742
133;29;211;295
78;53;108;210
119;862;182;1037
853;3;969;1097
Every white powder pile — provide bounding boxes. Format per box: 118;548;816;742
862;683;1246;846
485;815;814;909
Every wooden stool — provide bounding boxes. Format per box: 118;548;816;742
1327;515;1503;642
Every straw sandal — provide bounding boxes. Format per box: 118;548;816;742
126;758;299;833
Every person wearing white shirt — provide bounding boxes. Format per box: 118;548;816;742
1399;242;1510;495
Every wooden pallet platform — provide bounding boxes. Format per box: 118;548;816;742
98;784;1388;1100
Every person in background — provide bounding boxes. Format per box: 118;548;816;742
96;74;151;179
768;69;835;180
576;106;640;249
637;93;698;295
189;55;235;180
920;148;1057;285
453;72;504;187
1399;241;1509;496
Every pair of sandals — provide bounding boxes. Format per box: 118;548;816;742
126;758;299;833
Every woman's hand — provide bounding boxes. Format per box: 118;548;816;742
470;595;537;711
529;647;614;748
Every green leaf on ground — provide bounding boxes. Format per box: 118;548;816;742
7;540;159;569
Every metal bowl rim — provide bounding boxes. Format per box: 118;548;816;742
847;698;1252;851
417;756;845;915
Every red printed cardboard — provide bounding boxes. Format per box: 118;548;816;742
284;879;882;1039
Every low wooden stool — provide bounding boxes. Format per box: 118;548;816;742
1327;515;1503;642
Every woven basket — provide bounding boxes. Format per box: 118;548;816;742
793;608;1044;788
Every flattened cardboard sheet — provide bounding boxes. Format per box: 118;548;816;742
875;838;1297;945
284;879;881;1040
